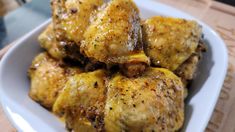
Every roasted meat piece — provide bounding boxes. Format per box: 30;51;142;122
105;68;184;132
46;0;104;62
53;68;184;131
38;24;65;60
142;16;202;71
28;52;83;109
51;0;104;44
81;0;150;77
53;70;108;132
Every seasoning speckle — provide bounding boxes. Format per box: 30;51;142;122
94;81;98;88
70;8;77;14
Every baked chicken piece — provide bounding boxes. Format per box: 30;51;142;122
53;70;108;132
105;68;184;132
53;68;184;132
38;23;87;62
51;0;104;44
175;41;206;99
175;42;206;84
49;0;104;62
28;52;83;109
142;16;202;71
81;0;150;77
176;54;199;85
38;24;65;60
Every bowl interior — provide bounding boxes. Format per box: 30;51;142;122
0;0;228;132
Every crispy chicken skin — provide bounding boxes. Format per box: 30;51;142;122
53;68;184;132
51;0;104;44
175;42;206;87
81;0;150;77
142;16;202;71
176;54;199;81
176;53;199;98
53;70;107;132
50;0;104;62
105;68;184;132
38;24;65;60
38;23;86;62
28;53;82;109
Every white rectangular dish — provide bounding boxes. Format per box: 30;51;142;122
0;0;228;132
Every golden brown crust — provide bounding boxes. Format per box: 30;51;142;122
142;16;202;71
105;68;184;132
175;40;207;87
81;0;150;76
38;23;87;63
51;0;104;44
53;70;108;132
175;54;199;81
38;24;65;60
28;52;83;109
49;0;104;63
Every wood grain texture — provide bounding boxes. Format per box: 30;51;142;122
0;0;235;131
0;106;16;132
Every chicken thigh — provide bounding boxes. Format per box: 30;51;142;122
38;23;87;63
81;0;150;77
175;41;206;87
49;0;104;62
53;68;184;131
105;68;184;132
51;0;104;43
53;70;108;132
142;16;202;71
38;24;65;60
28;52;83;109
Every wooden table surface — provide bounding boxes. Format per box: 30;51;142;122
0;0;235;131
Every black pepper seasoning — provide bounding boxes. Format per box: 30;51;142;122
94;82;98;88
70;8;77;14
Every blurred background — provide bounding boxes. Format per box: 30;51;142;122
0;0;50;49
0;0;234;49
217;0;235;5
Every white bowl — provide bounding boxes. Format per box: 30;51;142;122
0;0;228;132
